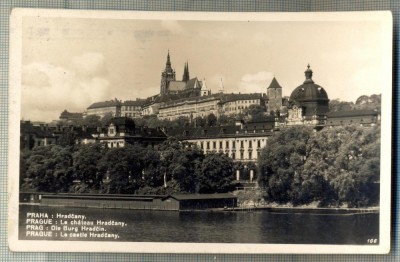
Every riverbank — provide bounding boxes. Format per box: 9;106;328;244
222;205;379;214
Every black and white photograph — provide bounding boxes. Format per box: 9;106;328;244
8;9;392;254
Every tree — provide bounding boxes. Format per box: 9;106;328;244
258;124;380;207
72;143;106;192
194;116;206;127
245;104;267;121
198;153;235;193
79;115;101;128
98;144;146;194
329;99;354;112
100;112;113;127
58;129;78;147
354;94;381;111
206;113;218;127
329;125;381;206
258;126;313;203
153;137;204;193
218;114;236;126
23;145;74;192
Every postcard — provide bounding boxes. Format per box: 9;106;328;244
8;9;392;253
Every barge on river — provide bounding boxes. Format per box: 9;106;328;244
20;192;238;211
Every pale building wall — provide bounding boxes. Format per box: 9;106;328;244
185;134;270;162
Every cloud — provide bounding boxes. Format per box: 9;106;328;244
71;52;106;78
22;52;111;122
160;20;185;35
238;71;274;93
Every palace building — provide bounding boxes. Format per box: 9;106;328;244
86;99;122;118
167;118;276;163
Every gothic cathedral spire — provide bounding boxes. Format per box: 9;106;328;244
160;50;176;95
182;61;190;82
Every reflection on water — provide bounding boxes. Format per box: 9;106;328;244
19;205;379;244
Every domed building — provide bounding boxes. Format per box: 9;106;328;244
287;65;329;126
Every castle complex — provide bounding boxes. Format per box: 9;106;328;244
22;51;379;165
82;52;378;129
85;51;281;122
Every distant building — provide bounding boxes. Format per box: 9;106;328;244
219;93;265;116
59;110;83;122
95;117;167;148
158;94;221;120
167;118;277;163
266;77;283;115
86;99;122;118
159;51;206;97
121;99;145;118
20;121;96;150
327;109;380;127
20;121;57;150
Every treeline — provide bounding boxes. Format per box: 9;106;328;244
20;138;235;195
329;94;381;112
258;125;380;207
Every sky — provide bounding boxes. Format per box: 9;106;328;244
20;14;388;122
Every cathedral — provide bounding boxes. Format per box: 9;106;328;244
159;51;210;97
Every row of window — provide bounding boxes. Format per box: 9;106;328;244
199;139;264;150
233;99;258;104
122;106;141;111
205;150;261;160
225;105;251;111
103;141;124;148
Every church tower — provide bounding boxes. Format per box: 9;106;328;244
201;78;210;96
267;76;283;115
218;78;224;93
160;51;176;95
182;61;190;82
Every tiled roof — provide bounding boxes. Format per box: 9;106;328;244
267;77;282;89
327;109;379;118
184;77;200;90
87;100;121;109
122;100;146;106
167;120;276;140
220;93;264;103
168;81;186;91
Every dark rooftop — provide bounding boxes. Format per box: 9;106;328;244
87;99;121;109
327;109;379;118
169;193;237;201
267;77;282;89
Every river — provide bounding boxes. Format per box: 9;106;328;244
19;205;379;244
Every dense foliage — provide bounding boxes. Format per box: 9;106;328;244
258;125;380;207
329;94;381;112
20;138;236;195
